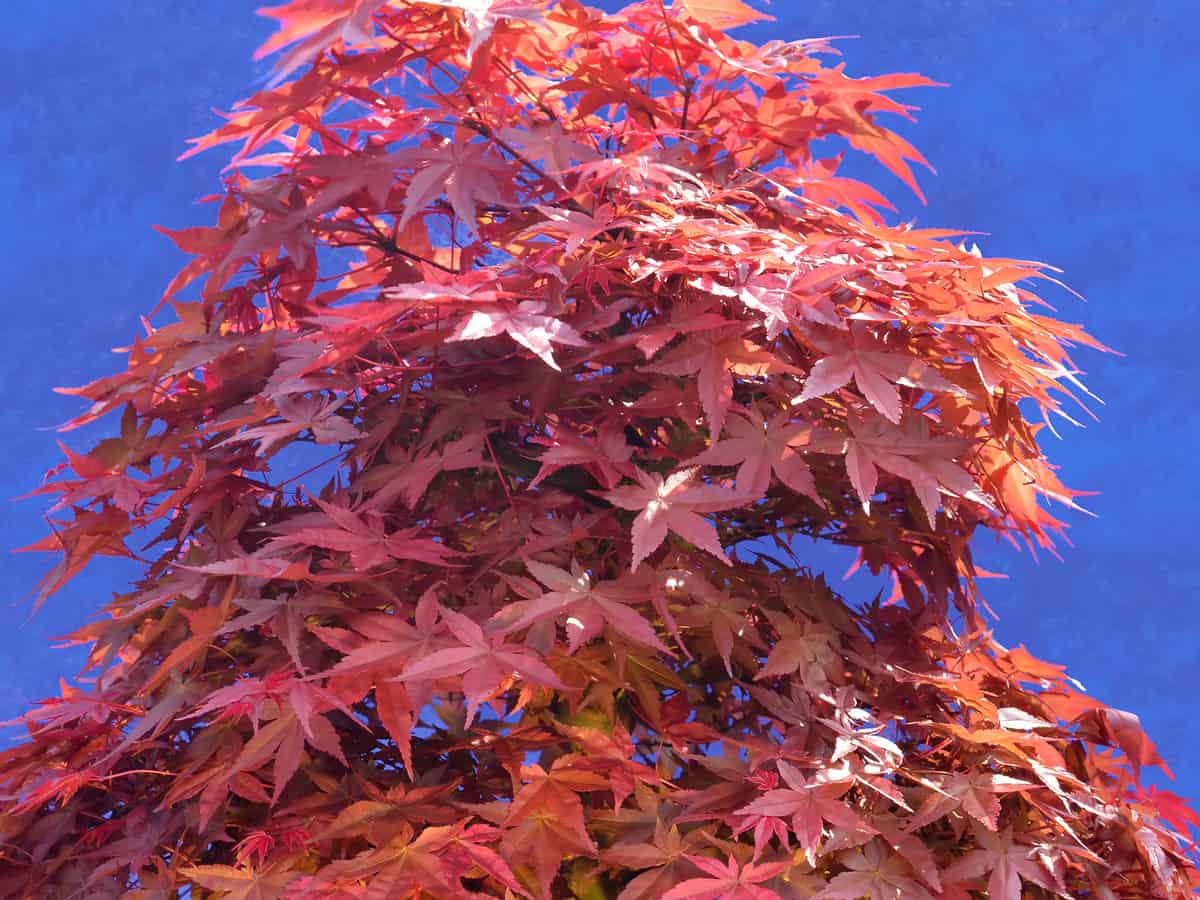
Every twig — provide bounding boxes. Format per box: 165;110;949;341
459;117;589;215
482;433;515;508
653;0;694;132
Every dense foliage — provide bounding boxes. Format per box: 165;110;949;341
2;0;1197;897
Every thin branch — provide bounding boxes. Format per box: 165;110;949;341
483;433;516;509
351;208;461;274
654;0;695;133
493;57;559;123
459;116;589;215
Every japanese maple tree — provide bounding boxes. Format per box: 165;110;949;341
2;0;1197;897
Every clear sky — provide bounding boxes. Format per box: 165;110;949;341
3;1;1197;801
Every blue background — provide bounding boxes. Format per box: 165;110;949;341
2;1;1196;801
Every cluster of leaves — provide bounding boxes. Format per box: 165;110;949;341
2;0;1197;897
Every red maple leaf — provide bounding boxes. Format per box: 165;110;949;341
817;840;934;900
529;419;635;491
217;393;363;454
677;0;774;30
528;202;623;254
264;495;461;570
448;300;588;370
736;761;868;859
488;558;668;654
359;431;485;510
689;406;819;501
422;0;545;59
941;826;1062;900
499;121;601;184
602;820;709;900
398;138;512;237
324;589;445;679
805;410;990;527
601;468;743;569
753;610;839;685
497;759;605;897
644;329;796;439
660;853;789;900
906;771;1033;832
794;324;954;424
254;0;385;87
397;606;565;725
179;863;300;900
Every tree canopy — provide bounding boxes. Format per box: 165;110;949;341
2;1;1197;897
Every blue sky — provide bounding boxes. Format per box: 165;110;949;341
3;1;1197;802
